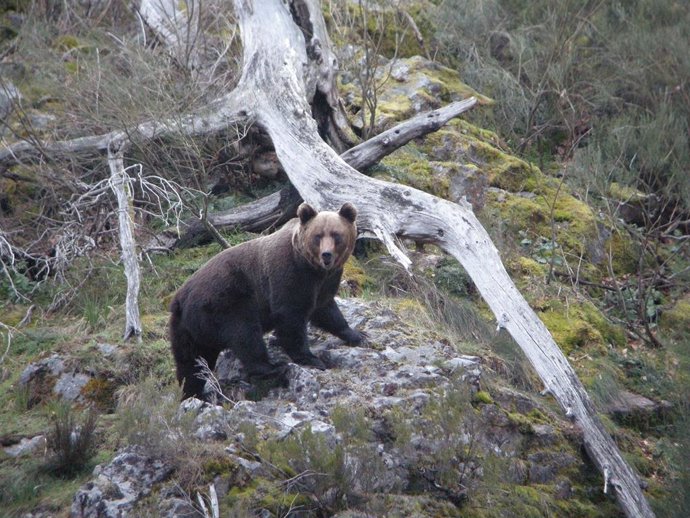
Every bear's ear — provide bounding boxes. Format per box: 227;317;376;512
297;203;317;225
338;202;357;224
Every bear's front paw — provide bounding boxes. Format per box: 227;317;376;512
341;328;367;346
292;353;327;370
248;363;290;391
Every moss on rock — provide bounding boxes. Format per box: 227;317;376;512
341;55;491;134
605;232;640;275
473;390;494;405
81;378;116;412
342;256;371;295
377;146;450;197
659;293;690;340
509;256;548;278
539;299;625;356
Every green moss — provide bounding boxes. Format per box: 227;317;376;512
506;411;534;433
344;55;491;133
608;182;647;202
489;156;541;193
202;457;238;478
416;125;605;269
659;294;690;338
378;147;449;197
541;312;602;356
327;4;436;60
509;256;548;278
80;378;116;412
539;299;624;356
488;184;600;265
473;390;494;405
341;256;371;295
605;232;640;275
527;408;548;423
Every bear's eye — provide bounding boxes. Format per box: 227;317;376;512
332;232;342;245
312;234;323;246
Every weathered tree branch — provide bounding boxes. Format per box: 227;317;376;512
137;0;203;72
0;93;248;167
173;98;478;247
341;97;477;170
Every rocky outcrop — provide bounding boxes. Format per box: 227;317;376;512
71;446;173;518
70;298;598;516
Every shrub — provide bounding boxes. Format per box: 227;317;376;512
44;404;99;477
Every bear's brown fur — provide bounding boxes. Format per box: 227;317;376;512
169;202;363;399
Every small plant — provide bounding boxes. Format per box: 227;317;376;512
257;426;358;515
390;381;482;506
114;377;191;453
518;232;563;268
45;404;99;477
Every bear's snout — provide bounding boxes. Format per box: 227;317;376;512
321;250;333;267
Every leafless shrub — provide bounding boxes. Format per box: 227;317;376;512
0;0;243;309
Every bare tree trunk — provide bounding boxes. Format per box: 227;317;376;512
108;141;142;342
137;0;203;72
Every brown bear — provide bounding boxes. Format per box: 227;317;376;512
169;202;364;399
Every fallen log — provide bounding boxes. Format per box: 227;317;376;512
173;97;478;247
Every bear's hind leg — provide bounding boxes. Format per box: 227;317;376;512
273;315;326;370
174;345;220;400
223;317;289;386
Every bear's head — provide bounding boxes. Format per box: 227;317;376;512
294;202;358;270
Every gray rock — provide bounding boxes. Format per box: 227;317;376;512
287;363;321;403
65;297;593;515
158;497;200;518
532;424;559;446
54;372;91;402
19;354;65;385
96;343;118;357
449;163;489;211
0;81;21;120
322;346;382;369
606;390;672;423
157;485;201;518
28;112;56;132
193;404;230;441
443;355;480;372
527;451;578;484
177;398;232;440
71;446;173;518
507;458;529;484
3;435;46;457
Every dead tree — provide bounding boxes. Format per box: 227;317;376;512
0;1;653;516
